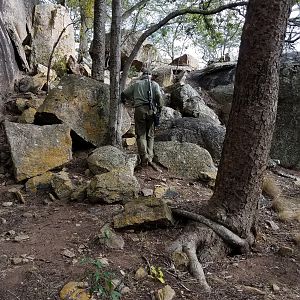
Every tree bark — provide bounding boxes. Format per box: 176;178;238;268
119;1;248;89
78;5;89;63
206;0;291;240
109;0;122;146
91;0;106;81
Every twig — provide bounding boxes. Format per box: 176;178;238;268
7;290;20;300
46;22;76;93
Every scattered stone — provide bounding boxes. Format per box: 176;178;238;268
97;224;125;250
60;281;90;300
113;197;174;229
154;186;168;199
156;285;176;300
51;171;74;201
98;257;109;267
272;283;280;292
62;249;76;258
87;146;138;175
18;107;37;124
1;218;7;224
141;188;154;197
4;121;72;182
135;267;148;280
121;286;130;294
0;255;8;264
278;246;294;257
26;172;53;193
2;202;13;207
7;230;16;236
123;137;136;147
14;234;30;242
87;167;140;204
70;184;88;201
266;220;279;230
11;257;23;265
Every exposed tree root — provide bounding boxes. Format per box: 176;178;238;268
172;208;250;252
169;209;251;292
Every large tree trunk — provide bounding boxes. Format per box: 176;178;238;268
206;0;291;240
91;0;106;81
170;0;291;291
108;0;122;146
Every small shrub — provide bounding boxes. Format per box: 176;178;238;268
262;176;281;200
81;258;121;300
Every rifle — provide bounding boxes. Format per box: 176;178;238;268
147;76;160;127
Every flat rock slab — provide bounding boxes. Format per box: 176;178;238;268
5;121;72;181
113;197;174;229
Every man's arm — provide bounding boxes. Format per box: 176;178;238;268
153;83;163;112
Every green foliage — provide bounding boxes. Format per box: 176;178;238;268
52;57;68;77
81;258;121;300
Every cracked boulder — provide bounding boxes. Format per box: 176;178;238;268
37;75;131;146
4;121;72;181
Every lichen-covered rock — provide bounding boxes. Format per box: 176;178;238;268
160;107;182;123
87;146;138;175
31;3;76;68
97;224;125;250
156;117;225;163
113;197;174;229
154;141;217;179
60;281;90;300
25;172;53;193
4;121;72;181
87;167;140;203
170;83;220;124
18;107;36;124
156;285;176;300
37;75;131;146
51;171;74;201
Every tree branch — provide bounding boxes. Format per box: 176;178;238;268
122;0;150;20
120;1;248;89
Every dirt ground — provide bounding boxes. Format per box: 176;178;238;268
0;111;300;300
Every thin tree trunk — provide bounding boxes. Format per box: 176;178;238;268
91;0;106;81
109;0;122;146
78;5;89;63
206;0;291;239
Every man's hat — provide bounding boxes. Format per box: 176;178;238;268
142;68;152;75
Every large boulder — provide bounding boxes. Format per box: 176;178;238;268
169;83;220;124
113;198;174;229
31;3;76;69
156;117;225;163
154;141;217;179
87;167;140;204
188;55;300;169
270;55;300;169
0;0;38;94
87;146;138;175
4;121;72;182
37;75;131;146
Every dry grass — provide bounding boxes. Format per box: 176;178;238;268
272;197;286;213
262;176;281;200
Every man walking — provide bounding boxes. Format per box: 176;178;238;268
121;69;163;168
